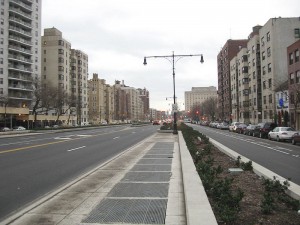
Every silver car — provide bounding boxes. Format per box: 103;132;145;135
268;127;297;142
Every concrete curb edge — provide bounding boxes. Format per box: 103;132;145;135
178;131;218;225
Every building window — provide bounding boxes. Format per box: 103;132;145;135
267;47;271;57
295;49;299;62
263;81;266;89
58;40;64;46
289;53;294;65
263;96;266;104
262;51;265;60
0;78;3;84
266;32;270;42
268;78;272;88
0;58;2;64
44;50;46;54
253;85;256;93
253;71;256;79
261;37;265;46
269;94;272;103
263;66;266;75
58;66;64;71
296;70;300;83
295;28;300;38
290;73;295;84
268;63;272;73
58;49;64;54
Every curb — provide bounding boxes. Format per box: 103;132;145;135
178;131;218;225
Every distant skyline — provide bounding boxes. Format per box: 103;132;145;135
42;0;300;111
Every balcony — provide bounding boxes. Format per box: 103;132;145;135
9;26;32;38
9;35;32;47
8;84;33;92
10;0;33;12
8;64;32;73
8;72;33;82
9;16;32;29
8;7;32;20
8;54;33;64
8;45;32;55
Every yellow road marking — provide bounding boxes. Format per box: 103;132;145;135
0;139;70;154
0;127;132;155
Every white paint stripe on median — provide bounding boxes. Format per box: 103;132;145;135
67;146;86;152
113;136;120;139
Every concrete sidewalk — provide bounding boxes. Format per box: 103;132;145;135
2;132;217;225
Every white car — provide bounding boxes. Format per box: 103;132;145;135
268;127;298;142
13;126;26;131
229;122;241;132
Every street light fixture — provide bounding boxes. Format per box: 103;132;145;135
143;51;204;134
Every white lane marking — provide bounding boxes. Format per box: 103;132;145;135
76;135;92;137
55;137;72;140
195;125;294;156
67;146;86;152
113;136;120;139
132;132;136;134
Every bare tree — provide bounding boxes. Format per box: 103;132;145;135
201;97;218;121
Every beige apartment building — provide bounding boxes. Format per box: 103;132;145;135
230;48;250;123
88;73;114;124
184;86;217;112
41;27;88;125
229;17;300;124
0;0;41;128
259;17;300;122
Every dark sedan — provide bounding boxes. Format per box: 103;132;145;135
236;123;247;134
253;122;277;138
292;132;300;145
244;124;257;136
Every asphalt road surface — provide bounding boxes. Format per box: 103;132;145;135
0;125;158;221
189;124;300;186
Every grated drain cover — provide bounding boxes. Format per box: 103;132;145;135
83;199;167;224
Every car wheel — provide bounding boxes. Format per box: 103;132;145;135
292;138;296;145
276;136;280;142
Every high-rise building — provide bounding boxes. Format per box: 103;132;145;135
42;27;88;125
0;0;41;126
217;40;248;121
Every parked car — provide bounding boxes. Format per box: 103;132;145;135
253;122;277;138
1;127;11;132
13;126;26;131
217;122;229;130
229;122;241;132
291;132;300;145
268;127;297;142
152;120;160;125
244;124;257;136
236;123;247;134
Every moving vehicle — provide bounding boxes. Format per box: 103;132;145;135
268;127;297;142
253;122;277;138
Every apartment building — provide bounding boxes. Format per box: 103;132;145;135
230;48;250;124
42;27;88;125
184;86;217;112
247;26;262;124
217;40;248;121
88;73;111;124
0;0;41;127
70;49;88;125
287;39;300;129
259;17;300;122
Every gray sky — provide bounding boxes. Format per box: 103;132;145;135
42;0;299;111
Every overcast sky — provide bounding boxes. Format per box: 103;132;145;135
42;0;299;111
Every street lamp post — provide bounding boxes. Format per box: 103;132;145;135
143;51;204;134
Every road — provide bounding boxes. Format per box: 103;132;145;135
0;125;158;221
189;124;300;186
